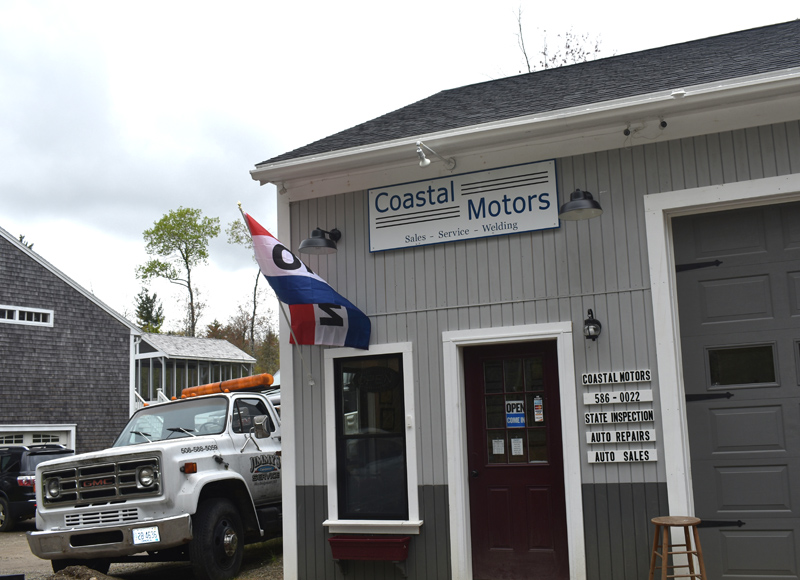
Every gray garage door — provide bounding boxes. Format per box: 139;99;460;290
674;200;800;580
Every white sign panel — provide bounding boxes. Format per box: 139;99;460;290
583;390;654;405
368;160;558;252
584;409;654;424
588;449;657;463
582;369;651;385
586;429;657;444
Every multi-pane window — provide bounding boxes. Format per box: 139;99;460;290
334;353;408;520
0;434;23;444
484;356;549;464
0;305;54;327
32;433;60;444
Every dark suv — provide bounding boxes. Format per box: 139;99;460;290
0;444;74;532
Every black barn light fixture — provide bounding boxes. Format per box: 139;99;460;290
298;227;341;255
559;189;603;221
584;309;602;341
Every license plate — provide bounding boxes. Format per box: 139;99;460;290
132;526;160;545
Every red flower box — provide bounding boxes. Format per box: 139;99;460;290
328;535;411;561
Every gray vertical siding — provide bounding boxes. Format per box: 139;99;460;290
289;121;800;577
582;483;669;580
297;485;451;580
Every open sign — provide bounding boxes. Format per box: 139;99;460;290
506;400;526;428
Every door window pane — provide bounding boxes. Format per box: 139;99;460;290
504;359;524;392
487;432;508;464
528;429;548;462
524;357;544;390
486;395;505;429
507;434;527;463
483;356;549;465
484;361;503;393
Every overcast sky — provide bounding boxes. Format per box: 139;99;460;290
1;0;796;333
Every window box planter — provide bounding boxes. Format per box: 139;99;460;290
328;534;411;561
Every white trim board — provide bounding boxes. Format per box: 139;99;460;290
0;424;77;449
442;322;585;580
644;173;800;518
322;342;421;534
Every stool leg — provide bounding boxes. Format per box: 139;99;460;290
661;525;669;580
649;524;661;580
683;526;696;578
692;525;708;580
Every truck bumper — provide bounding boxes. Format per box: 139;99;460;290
27;513;193;561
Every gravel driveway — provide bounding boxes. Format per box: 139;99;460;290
0;521;283;580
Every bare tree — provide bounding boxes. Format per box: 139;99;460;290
516;7;603;72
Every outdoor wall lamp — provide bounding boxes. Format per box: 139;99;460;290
298;227;341;255
584;309;602;341
558;189;603;221
416;141;456;170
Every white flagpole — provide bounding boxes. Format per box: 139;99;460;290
238;202;315;387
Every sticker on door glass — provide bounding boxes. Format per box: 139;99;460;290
492;439;505;455
506;400;525;428
511;438;524;456
534;396;544;422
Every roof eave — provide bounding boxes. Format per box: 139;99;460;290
250;68;800;192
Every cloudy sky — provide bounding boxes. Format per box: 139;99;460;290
1;0;796;332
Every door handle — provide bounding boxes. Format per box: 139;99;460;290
470;470;479;478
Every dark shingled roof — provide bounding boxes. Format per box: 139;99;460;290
260;20;800;166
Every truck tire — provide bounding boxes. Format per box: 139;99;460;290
52;559;111;575
189;498;244;580
0;498;13;532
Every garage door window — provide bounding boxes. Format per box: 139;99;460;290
708;344;776;386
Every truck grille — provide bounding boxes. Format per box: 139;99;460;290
65;508;140;527
42;456;161;507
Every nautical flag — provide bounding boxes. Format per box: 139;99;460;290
243;213;370;350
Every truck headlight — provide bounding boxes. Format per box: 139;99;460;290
137;466;157;488
45;478;61;499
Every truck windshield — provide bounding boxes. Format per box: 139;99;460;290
113;397;229;447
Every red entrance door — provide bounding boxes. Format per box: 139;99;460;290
465;341;569;580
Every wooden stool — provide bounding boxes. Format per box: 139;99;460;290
648;516;707;580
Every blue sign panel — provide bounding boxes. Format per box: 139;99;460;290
506;400;526;428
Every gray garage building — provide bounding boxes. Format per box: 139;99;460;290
250;21;800;580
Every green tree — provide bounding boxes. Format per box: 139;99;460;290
134;287;165;333
137;207;220;337
18;234;33;249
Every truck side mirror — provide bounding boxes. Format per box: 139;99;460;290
253;415;271;439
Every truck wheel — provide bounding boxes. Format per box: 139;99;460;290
52;559;111;575
190;498;244;580
0;498;13;532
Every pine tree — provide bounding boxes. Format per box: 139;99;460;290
135;288;165;333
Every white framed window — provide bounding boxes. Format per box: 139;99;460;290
0;304;54;327
0;434;23;444
32;433;61;444
323;342;421;534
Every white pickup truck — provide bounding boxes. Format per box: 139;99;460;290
27;374;282;580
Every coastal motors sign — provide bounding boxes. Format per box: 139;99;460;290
368;160;558;252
